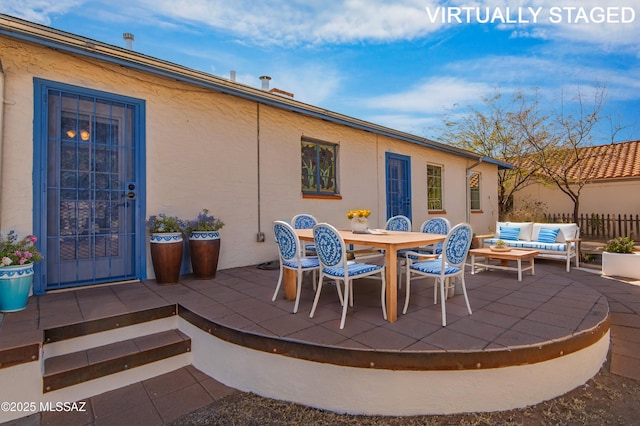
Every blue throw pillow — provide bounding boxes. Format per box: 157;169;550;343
538;227;560;244
500;226;520;241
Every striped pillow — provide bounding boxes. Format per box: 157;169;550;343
499;226;520;241
538;227;560;244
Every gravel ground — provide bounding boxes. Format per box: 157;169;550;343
171;358;640;426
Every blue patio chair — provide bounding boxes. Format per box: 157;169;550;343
416;217;451;256
385;215;411;231
272;221;320;314
403;222;473;327
291;213;318;256
310;223;387;329
384;215;412;287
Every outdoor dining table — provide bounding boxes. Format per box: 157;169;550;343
292;228;446;323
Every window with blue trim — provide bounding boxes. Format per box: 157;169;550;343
301;139;338;195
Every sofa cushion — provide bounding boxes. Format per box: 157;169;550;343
483;238;574;252
499;226;520;241
537;227;560;244
496;222;533;241
532;223;579;244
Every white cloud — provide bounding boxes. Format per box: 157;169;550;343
0;0;84;24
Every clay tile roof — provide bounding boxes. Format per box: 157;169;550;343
515;140;640;181
571;140;640;180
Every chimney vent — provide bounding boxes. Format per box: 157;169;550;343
230;70;236;82
259;75;271;90
123;33;134;50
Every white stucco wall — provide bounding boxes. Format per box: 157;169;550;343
0;36;499;282
515;179;640;216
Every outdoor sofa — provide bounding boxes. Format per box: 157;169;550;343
483;222;580;272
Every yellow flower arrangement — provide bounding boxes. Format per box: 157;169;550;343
347;209;371;219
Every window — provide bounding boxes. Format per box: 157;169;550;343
427;164;443;211
469;171;481;210
301;139;338;195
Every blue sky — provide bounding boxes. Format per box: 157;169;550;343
3;0;639;143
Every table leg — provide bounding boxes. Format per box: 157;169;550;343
531;257;536;276
283;268;297;300
517;259;522;281
385;246;398;322
470;254;476;275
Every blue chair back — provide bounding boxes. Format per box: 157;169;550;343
313;223;346;268
420;217;451;234
273;221;300;262
443;223;473;267
420;218;451;254
385;215;411;231
291;214;317;229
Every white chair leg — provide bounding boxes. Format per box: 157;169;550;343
339;280;350;329
335;280;344;306
402;266;412;314
439;277;447;326
272;266;284;302
380;273;387;320
460;274;472;315
309;272;325;318
293;269;303;313
349;280;354;307
433;277;438;304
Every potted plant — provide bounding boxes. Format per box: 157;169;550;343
186;209;224;279
347;209;371;233
490;239;510;252
602;236;640;280
0;231;43;312
147;213;185;284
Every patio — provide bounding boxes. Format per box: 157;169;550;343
1;259;639;423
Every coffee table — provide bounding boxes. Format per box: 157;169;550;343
469;248;540;281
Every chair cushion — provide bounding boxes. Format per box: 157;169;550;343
532;223;578;243
323;263;382;277
411;259;459;275
499;226;520;241
283;257;320;269
537;227;560;244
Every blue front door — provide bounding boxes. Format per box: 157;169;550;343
385;153;411;222
33;80;146;293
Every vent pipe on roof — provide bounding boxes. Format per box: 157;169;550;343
230;70;236;82
259;75;271;90
123;33;134;50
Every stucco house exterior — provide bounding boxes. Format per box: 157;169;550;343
514;140;640;216
0;15;509;295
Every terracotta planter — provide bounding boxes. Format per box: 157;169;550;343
189;231;221;279
0;263;34;312
602;251;640;280
150;232;184;284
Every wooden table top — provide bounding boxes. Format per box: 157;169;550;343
469;247;540;259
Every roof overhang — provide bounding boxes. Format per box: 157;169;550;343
0;14;512;170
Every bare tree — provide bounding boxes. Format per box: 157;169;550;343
524;84;623;223
439;90;547;217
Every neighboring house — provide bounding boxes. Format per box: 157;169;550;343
514;140;640;215
0;15;509;294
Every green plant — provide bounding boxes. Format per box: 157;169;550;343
146;213;185;234
604;237;635;254
186;209;224;234
493;239;507;248
0;230;43;267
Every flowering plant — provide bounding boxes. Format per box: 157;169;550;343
146;213;185;234
604;236;635;254
186;209;224;234
347;209;371;219
0;230;43;267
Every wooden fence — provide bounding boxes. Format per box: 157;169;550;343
543;213;640;241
